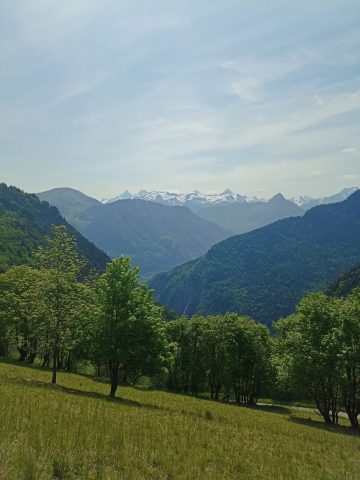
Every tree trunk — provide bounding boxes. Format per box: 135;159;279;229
109;362;119;398
18;346;27;362
345;404;359;429
209;383;214;399
42;353;50;368
27;352;36;364
66;355;72;372
52;350;57;384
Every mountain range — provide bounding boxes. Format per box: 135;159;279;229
38;188;230;277
4;182;360;326
103;189;257;212
0;183;109;273
38;186;360;277
150;191;360;326
196;193;304;235
103;187;358;236
104;187;358;212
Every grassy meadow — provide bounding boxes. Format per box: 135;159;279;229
0;360;359;480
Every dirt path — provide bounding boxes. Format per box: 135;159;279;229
258;402;349;419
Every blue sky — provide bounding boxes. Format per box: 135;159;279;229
1;0;359;199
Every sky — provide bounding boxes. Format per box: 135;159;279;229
1;0;360;200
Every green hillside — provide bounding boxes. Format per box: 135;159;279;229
150;191;360;325
0;360;359;480
0;183;109;272
328;263;360;297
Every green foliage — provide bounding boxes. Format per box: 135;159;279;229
151;191;360;325
327;263;360;297
35;226;89;384
338;288;360;428
0;266;44;361
275;290;360;428
93;257;167;396
166;314;272;404
0;226;97;383
0;183;109;273
275;293;342;424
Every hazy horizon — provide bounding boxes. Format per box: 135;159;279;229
30;183;358;203
1;1;359;199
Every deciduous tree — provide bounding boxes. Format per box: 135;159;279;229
95;257;166;397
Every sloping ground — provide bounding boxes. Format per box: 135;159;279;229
0;360;359;480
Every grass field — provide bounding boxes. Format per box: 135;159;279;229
0;360;359;480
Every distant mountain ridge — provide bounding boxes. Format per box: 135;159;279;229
293;187;359;210
38;187;100;220
197;193;304;235
103;187;358;212
150;191;360;326
102;189;256;213
37;188;231;277
0;183;109;273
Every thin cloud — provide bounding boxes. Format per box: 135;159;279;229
50;74;110;106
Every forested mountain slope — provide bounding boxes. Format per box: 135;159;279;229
150;191;360;325
327;263;360;297
73;199;230;276
38;188;231;276
0;183;109;272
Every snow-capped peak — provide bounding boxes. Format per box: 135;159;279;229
102;189;254;208
102;187;359;212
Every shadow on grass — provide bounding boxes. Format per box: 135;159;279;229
5;375;164;412
289;416;359;437
132;385;294;416
0;357;52;372
248;404;292;415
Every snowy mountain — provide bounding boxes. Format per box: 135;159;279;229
291;187;359;210
102;189;265;212
103;187;359;213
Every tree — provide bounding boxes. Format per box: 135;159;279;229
94;258;166;397
36;225;85;384
201;316;228;399
165;316;207;395
275;293;342;424
223;314;271;405
165;313;271;403
338;289;360;429
0;266;44;362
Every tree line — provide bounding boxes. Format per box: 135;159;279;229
0;226;359;429
0;226;166;396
